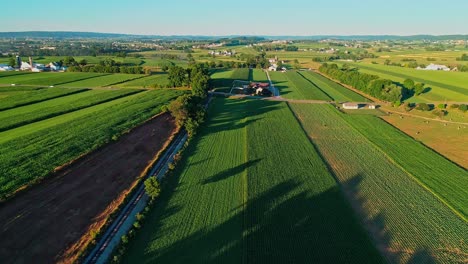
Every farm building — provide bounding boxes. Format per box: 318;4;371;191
417;63;450;71
368;104;376;109
342;103;360;109
0;64;14;71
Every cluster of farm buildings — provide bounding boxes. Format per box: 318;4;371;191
0;56;67;72
268;57;287;72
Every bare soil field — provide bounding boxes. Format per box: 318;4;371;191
0;113;177;264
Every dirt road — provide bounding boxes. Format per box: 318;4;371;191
0;113;177;264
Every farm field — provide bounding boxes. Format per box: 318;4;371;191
0;72;107;86
289;103;468;263
211;68;251;92
346;62;468;102
0;89;140;131
0;113;177;264
116;73;169;88
269;71;331;100
300;71;368;102
0;87;87;111
343;114;468;219
58;73;144;87
0;89;185;199
122;97;382;263
252;69;268;82
382;114;468;169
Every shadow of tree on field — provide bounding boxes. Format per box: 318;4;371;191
202;159;261;185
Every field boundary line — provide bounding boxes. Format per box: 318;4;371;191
341;114;467;222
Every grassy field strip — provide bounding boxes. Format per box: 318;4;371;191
0;90;184;199
59;74;144;88
122;98;247;263
0;71;35;78
342;114;468;219
289;104;468;263
122;98;382;263
270;71;331;100
0;88;88;111
0;92;147;144
210;69;235;92
0;72;107;86
117;74;169;88
252;69;268;82
0;89;141;131
350;63;468;102
300;71;367;102
230;68;250;80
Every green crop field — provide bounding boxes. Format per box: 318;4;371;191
300;71;368;102
59;74;144;87
346;63;468;102
289;103;468;263
0;90;184;199
252;69;268;82
230;68;251;80
117;73;169;88
122;97;382;264
0;89;140;131
0;87;87;111
343;114;468;219
0;72;107;86
269;71;331;100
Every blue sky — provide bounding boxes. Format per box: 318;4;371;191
2;0;467;35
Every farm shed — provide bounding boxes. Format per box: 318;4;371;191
342;103;360;109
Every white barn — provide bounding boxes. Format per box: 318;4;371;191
342;103;360;109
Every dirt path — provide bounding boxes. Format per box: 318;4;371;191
0;113;177;264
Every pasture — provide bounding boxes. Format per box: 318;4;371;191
122;97;382;263
289;103;468;263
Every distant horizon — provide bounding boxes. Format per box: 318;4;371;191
2;0;467;36
1;30;467;38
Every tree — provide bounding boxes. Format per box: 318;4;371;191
78;59;87;66
8;57;15;68
416;103;430;111
437;103;446;109
403;79;415;90
63;56;76;66
144;177;161;200
161;65;169;72
293;59;301;70
459;104;467;112
168;66;187;87
413;83;425;95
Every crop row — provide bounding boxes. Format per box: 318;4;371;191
122;98;382;263
342;114;468;218
0;87;88;111
0;89;141;132
289;103;468;263
0;72;106;86
0;89;184;199
269;71;331;100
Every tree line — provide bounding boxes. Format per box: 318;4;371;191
319;63;427;103
66;57;144;74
